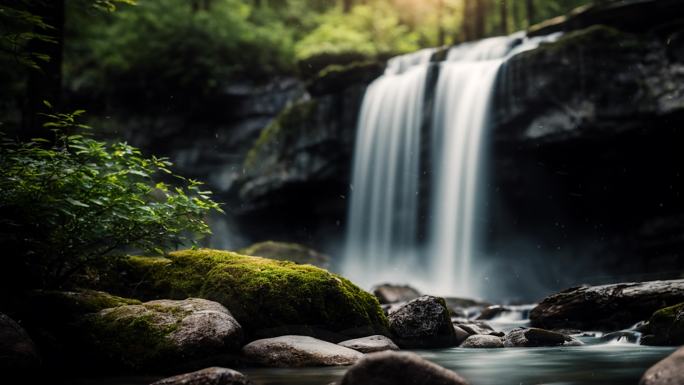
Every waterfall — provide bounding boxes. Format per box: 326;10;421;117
342;48;435;289
343;34;560;297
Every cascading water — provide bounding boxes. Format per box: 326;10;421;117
343;33;560;297
342;48;435;289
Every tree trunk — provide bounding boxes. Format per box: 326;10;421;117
343;0;353;13
23;0;64;137
500;0;509;35
526;0;535;27
512;0;521;31
474;0;486;39
462;0;473;41
437;0;445;46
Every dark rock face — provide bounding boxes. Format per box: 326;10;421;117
241;335;363;367
460;335;504;349
0;313;41;373
373;284;422;304
485;23;684;299
233;63;377;249
529;280;684;331
639;346;684;385
641;302;684;346
338;335;399;353
503;328;583;347
151;367;253;385
388;296;457;348
529;0;684;37
339;351;470;385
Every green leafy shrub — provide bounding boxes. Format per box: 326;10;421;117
0;108;222;289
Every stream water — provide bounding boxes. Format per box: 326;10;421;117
69;308;675;385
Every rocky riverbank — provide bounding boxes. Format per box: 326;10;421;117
2;248;683;385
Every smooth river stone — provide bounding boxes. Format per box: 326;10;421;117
338;335;399;353
242;335;363;367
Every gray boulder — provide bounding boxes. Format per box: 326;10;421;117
86;298;243;369
151;367;253;385
503;328;583;347
639;346;684;385
388;296;458;348
338;335;399;353
373;284;422;304
530;280;684;331
0;313;40;372
339;351;469;385
460;335;504;349
241;335;363;367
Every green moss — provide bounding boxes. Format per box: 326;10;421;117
243;100;319;172
85;304;181;370
307;60;384;96
643;302;684;346
28;289;141;317
108;249;389;338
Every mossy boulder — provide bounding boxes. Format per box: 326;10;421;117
239;241;330;269
101;249;389;341
26;289;141;317
7;290;144;374
642;302;684;346
84;298;243;371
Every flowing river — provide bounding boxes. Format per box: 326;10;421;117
68;309;675;385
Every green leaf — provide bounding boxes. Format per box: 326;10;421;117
66;198;90;208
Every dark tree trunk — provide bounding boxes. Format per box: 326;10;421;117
512;0;521;31
462;0;473;41
526;0;535;27
437;0;445;45
500;0;509;35
343;0;353;13
474;0;487;39
23;0;64;137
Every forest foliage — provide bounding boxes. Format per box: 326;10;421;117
1;0;595;118
0;108;223;289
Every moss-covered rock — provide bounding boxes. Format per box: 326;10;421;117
27;289;141;316
642;302;684;346
101;249;389;341
307;60;384;97
239;241;330;269
297;51;372;78
84;298;243;371
243;100;319;174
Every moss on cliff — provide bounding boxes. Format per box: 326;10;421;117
243;100;319;172
109;249;389;339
